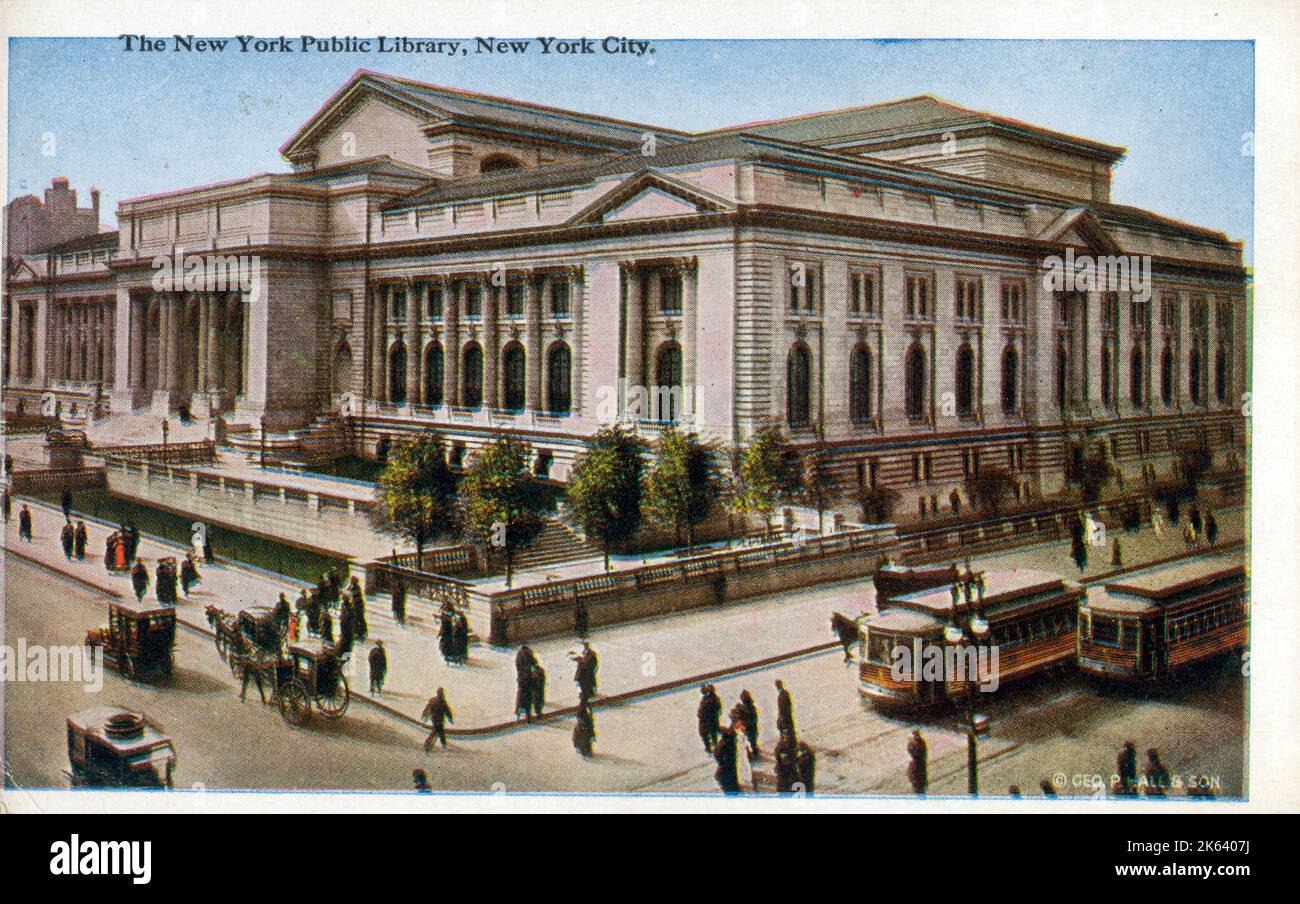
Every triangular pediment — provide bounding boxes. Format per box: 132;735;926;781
7;257;44;282
1037;207;1122;254
567;170;734;226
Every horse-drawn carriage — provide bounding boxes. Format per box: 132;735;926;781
85;599;176;680
206;604;349;725
66;707;177;789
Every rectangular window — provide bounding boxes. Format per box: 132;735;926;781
466;285;482;319
955;276;982;322
905;273;932;320
849;273;863;315
507;284;525;318
551;279;570;317
850;269;879;317
427;285;443;320
912;454;922;484
789;262;818;313
1000;281;1026;324
391;289;407;323
660;273;682;314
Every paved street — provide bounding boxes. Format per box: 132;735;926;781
3;497;1247;798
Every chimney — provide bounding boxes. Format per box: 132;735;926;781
91;187;100;220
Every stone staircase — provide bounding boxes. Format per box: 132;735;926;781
513;518;602;571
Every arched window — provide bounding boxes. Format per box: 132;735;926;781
388;341;407;406
1160;347;1174;406
462;343;484;408
905;343;926;421
424;341;443;407
1215;346;1227;403
1001;346;1019;415
849;344;872;424
786;344;812;427
1055;345;1068;412
955;343;975;418
1130;347;1144;407
1101;342;1113;408
502;343;526;411
654;342;683;423
547;343;572;415
332;342;353;398
1189;346;1203;405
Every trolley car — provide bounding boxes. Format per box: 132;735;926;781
860;566;1083;709
1078;554;1247;682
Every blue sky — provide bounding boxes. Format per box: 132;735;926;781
7;37;1253;259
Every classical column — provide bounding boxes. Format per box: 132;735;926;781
8;301;21;384
101;306;114;386
570;266;585;415
525;273;543;411
444;281;461;407
405;280;420;406
483;277;499;409
196;293;209;391
207;295;223;392
681;259;697;420
370;285;386;401
623;263;644;397
130;296;146;390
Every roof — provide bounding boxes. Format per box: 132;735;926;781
67;708;173;755
281;69;688;161
888;568;1074;618
865;607;945;635
32;230;119;256
701;94;1126;162
1102;555;1245;602
110;597;176;618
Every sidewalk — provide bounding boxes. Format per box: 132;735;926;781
4;493;1245;735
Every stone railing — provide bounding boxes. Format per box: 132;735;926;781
9;466;107;494
91;440;217;465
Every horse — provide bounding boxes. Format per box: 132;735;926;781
831;612;862;663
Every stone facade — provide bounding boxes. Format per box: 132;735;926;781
4;70;1247;513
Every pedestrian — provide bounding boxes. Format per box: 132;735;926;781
124;523;140;562
1206;511;1219;546
735;690;760;756
61;520;75;561
1039;779;1058;797
573;641;598;703
391;579;407;626
907;729;928;795
574;598;589;640
1009;786;1022;798
439;603;455;663
796;741;817;795
61;488;73;521
714;723;741;794
530;663;546;721
202;532;214;565
573;701;596;758
515;643;537;721
412;769;432;793
774;731;800;793
105;531;119;570
1144;748;1170;797
321;609;335;645
1151;508;1164;539
1111;537;1123;568
180;553;201;597
734;720;755;792
697;684;722;752
18;504;32;541
273;592;292;637
452;611;469;662
131;559;149;602
422;688;453;751
1190;505;1202;538
306;588;322;636
775;679;795;737
348;578;368;643
335;601;355;657
74;520;88;560
2;488;10;522
1183;523;1197;551
1116;740;1138;796
156;560;177;605
369;641;388;697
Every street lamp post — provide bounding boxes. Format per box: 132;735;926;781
946;559;991;796
260;417;267;467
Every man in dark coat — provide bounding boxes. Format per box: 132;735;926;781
572;702;595;757
796;741;817;795
60;521;75;560
714;724;741;794
18;505;33;541
774;732;800;793
1116;740;1138;796
439;605;456;662
573;642;598;702
452;611;469;662
1144;748;1170;797
775;679;795;737
349;580;368;643
61;488;73;521
74;520;88;560
2;490;11;523
1189;505;1202;538
530;663;546;721
369;641;388;697
391;580;407;625
124;523;140;562
697;684;722;752
131;560;149;602
515;644;537;720
422;688;453;751
180;554;200;597
1206;511;1219;545
907;729;928;795
273;593;292;637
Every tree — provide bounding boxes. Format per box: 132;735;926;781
964;466;1016;514
371;431;458;571
565;426;645;571
458;437;544;588
731;425;796;539
793;444;838;534
857;485;901;524
642;426;719;552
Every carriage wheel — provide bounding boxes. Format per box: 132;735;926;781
316;674;350;720
279;679;312;726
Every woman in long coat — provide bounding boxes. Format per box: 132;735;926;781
573;702;596;757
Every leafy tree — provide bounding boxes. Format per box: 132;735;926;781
793;444;838;534
731;425;796;539
642;426;719;552
857;485;902;524
566;426;645;571
964;466;1016;514
371;431;458;571
458;437;544;588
